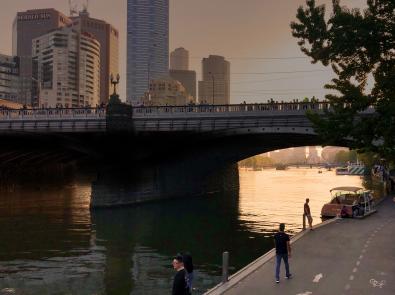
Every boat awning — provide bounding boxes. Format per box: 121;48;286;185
330;186;363;193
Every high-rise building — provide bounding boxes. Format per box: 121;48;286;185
13;9;72;105
169;47;196;99
198;55;230;105
32;27;101;108
170;47;189;71
13;9;72;57
13;8;119;105
0;54;20;103
71;9;119;104
127;0;169;104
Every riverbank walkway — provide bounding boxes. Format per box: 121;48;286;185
206;196;395;295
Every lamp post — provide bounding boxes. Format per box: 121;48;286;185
208;71;215;105
110;73;120;96
109;73;121;105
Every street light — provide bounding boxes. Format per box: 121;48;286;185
208;71;215;105
110;73;120;95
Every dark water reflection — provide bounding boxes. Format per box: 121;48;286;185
0;166;375;295
92;189;275;294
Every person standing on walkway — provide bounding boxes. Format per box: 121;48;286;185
274;223;292;283
182;253;194;293
304;198;313;230
172;254;190;295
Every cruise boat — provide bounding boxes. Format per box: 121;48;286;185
335;163;366;175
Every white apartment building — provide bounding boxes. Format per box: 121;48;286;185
32;27;100;108
142;78;195;106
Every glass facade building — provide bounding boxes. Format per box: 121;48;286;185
127;0;169;104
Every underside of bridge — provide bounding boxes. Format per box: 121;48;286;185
0;130;325;172
0;130;331;207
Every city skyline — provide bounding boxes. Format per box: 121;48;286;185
0;0;366;103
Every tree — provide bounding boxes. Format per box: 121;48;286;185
334;150;350;164
291;0;395;162
334;150;358;164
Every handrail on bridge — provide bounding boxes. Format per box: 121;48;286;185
132;102;331;116
0;102;373;120
0;107;106;120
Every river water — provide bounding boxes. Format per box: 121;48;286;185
0;167;377;294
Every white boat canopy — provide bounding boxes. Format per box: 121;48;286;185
330;186;363;193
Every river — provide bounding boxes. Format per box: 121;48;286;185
0;166;378;294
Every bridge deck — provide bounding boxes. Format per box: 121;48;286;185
205;196;395;295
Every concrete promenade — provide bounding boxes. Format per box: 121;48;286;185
206;196;395;295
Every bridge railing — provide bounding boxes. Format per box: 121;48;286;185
0;107;106;120
132;102;332;116
0;102;375;120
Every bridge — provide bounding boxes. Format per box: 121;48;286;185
0;102;374;207
0;102;373;166
0;102;330;133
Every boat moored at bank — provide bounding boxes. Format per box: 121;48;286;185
321;186;375;218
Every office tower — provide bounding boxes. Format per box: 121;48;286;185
71;9;119;104
13;9;72;105
127;0;169;104
170;47;189;71
32;27;101;108
169;47;196;99
198;55;230;105
0;54;20;103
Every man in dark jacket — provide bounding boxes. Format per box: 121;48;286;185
274;223;292;283
172;254;189;295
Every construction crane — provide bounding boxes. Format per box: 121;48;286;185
69;0;89;16
83;0;89;13
69;0;78;16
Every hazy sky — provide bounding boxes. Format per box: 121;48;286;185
0;0;366;103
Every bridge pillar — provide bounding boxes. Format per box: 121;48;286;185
106;98;134;132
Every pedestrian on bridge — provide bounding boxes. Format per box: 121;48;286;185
274;223;292;283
